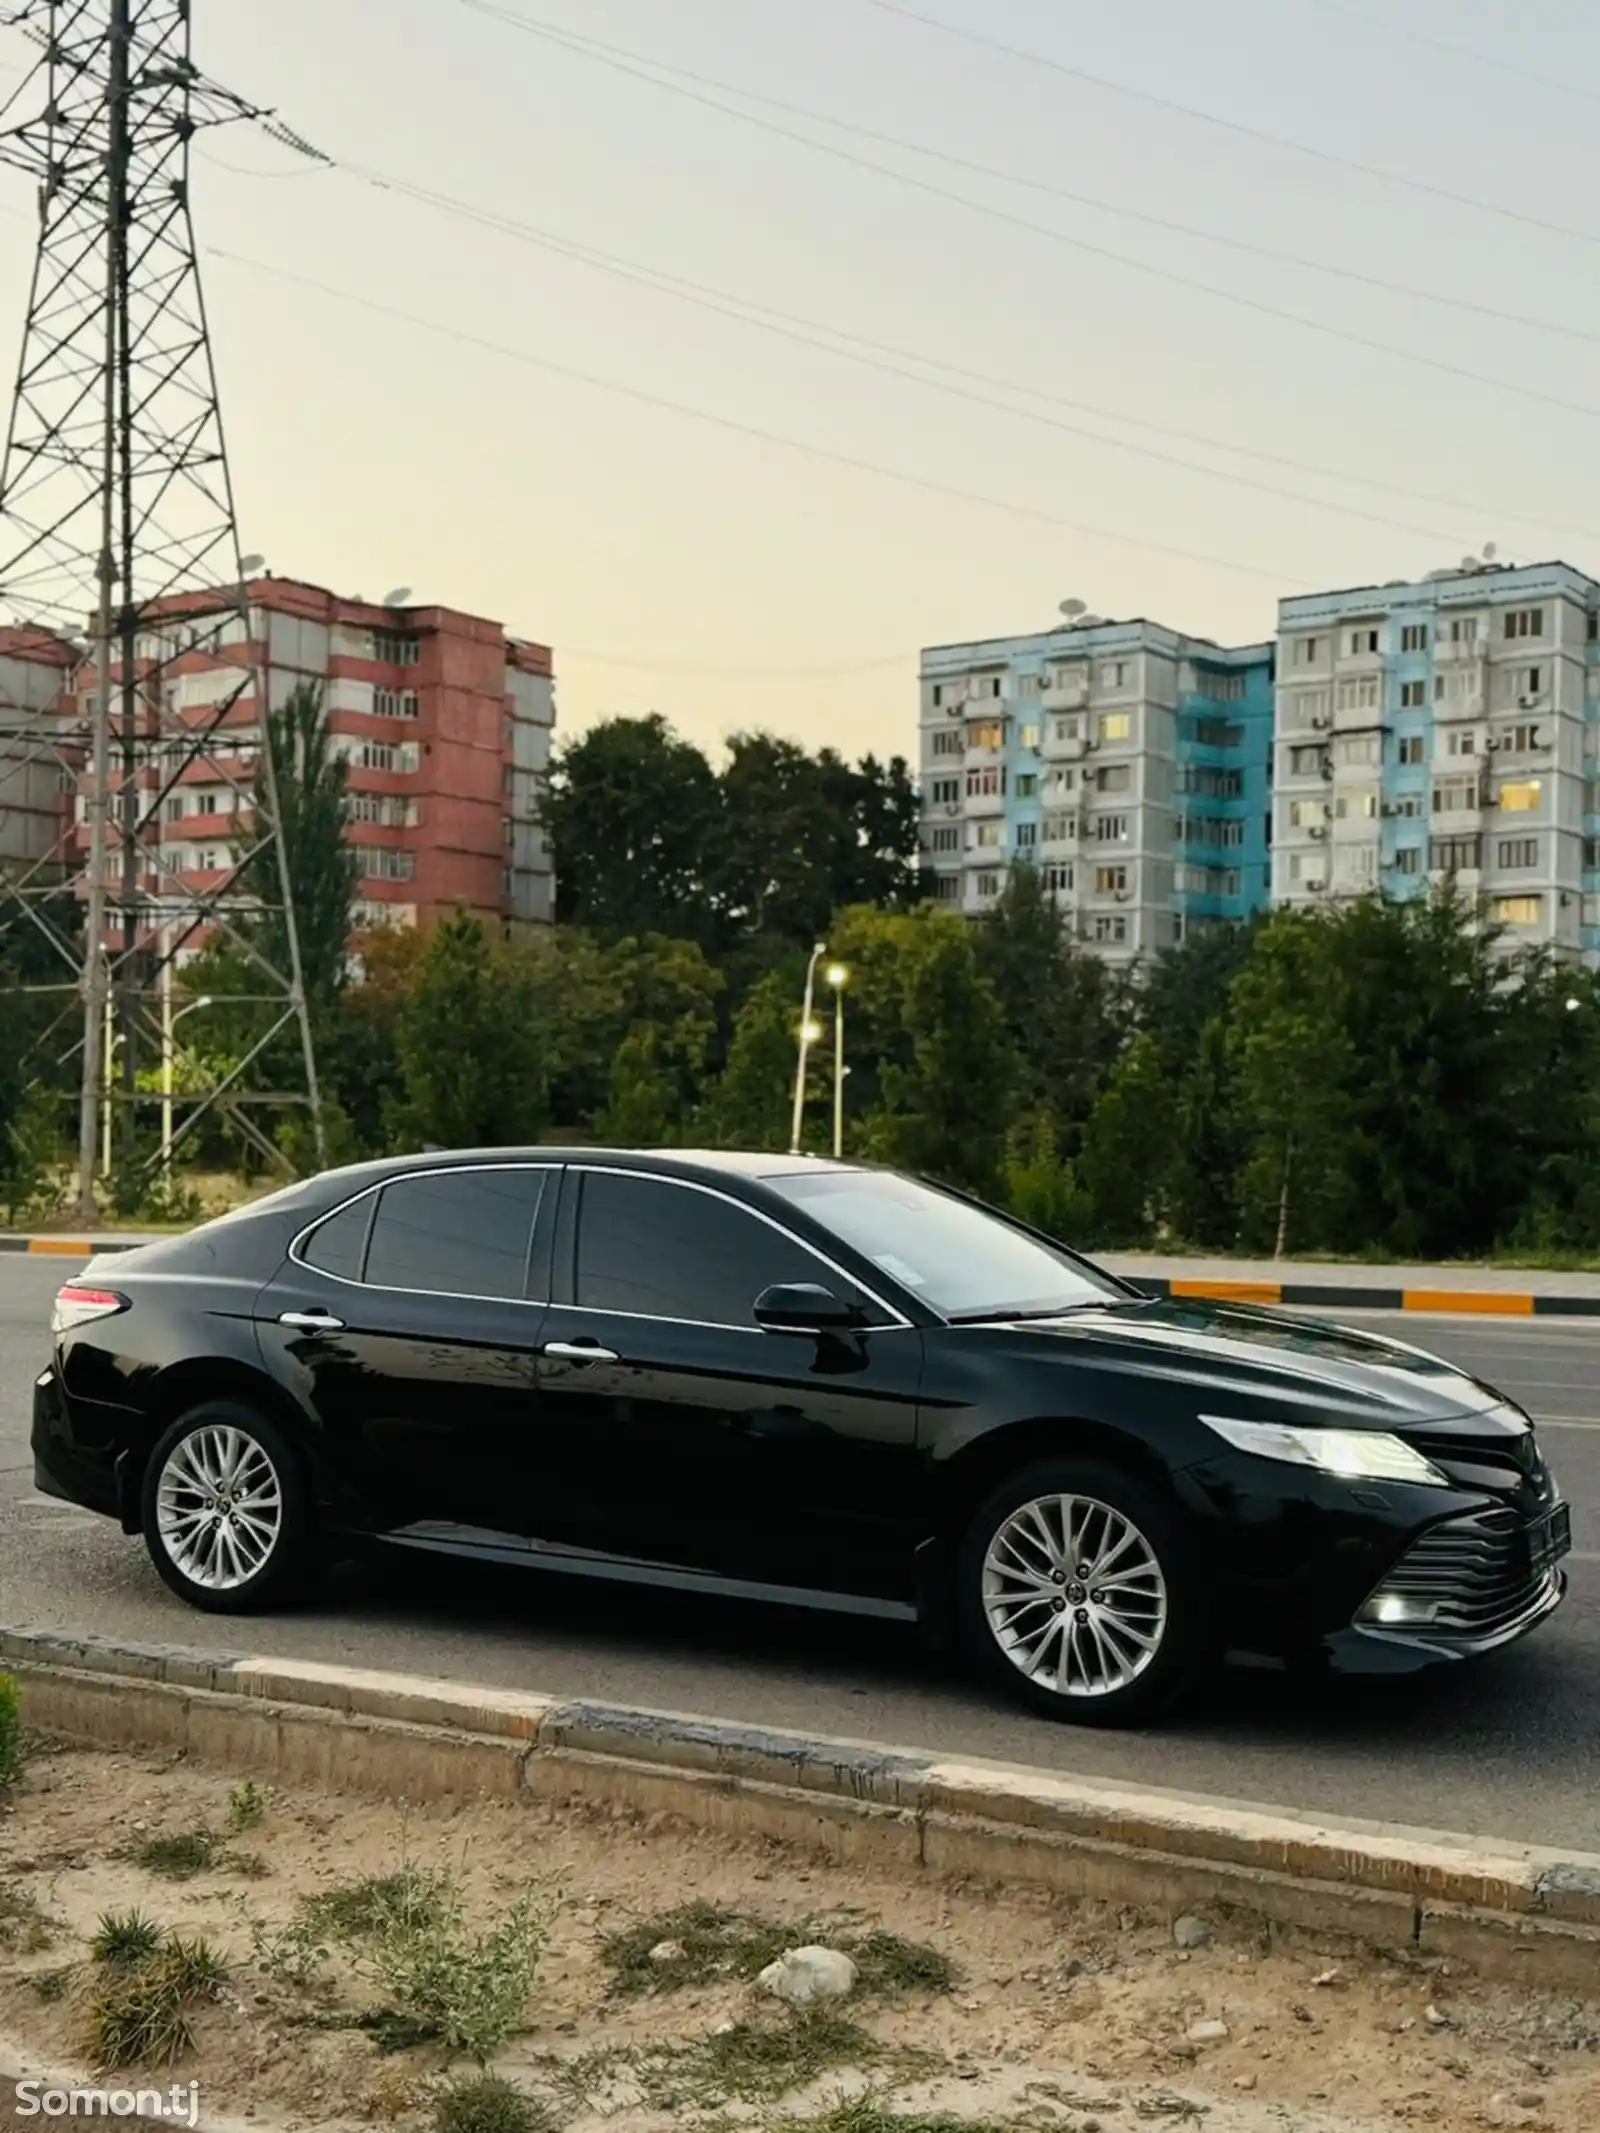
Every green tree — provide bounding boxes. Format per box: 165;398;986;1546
541;715;720;940
1077;1032;1180;1245
391;913;548;1149
698;970;800;1151
245;681;357;1005
983;865;1128;1134
593;935;722;1144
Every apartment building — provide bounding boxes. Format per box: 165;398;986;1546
1273;560;1600;959
45;575;555;945
919;619;1274;962
0;626;75;886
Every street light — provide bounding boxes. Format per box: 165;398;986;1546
824;962;849;1159
162;991;214;1167
789;941;828;1154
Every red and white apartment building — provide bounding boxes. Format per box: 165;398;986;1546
0;576;556;947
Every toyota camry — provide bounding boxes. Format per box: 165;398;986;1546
32;1148;1571;1724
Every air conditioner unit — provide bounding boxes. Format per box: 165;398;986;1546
1310;713;1332;730
1304;878;1327;893
1518;693;1542;710
1308;824;1328;840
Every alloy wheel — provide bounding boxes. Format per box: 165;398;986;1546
981;1491;1168;1699
154;1424;283;1592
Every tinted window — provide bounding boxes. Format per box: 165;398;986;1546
767;1170;1122;1320
300;1194;374;1281
575;1172;851;1326
364;1169;547;1300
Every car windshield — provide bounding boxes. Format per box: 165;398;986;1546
767;1169;1125;1320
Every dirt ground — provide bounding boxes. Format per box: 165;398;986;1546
1;1740;1596;2133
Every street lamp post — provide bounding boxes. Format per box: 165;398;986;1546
825;961;849;1159
789;941;828;1155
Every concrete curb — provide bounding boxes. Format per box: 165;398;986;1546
1132;1275;1600;1316
0;1236;144;1256
3;1626;1597;1996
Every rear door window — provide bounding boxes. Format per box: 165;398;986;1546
362;1169;548;1300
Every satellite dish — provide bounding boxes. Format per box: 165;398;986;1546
237;553;265;575
1059;598;1087;620
1483;542;1498;562
381;586;412;608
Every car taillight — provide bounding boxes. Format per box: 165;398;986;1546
52;1286;128;1337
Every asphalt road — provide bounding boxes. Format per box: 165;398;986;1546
2;1257;1596;1851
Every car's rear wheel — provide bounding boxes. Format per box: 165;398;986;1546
140;1402;312;1614
957;1457;1204;1725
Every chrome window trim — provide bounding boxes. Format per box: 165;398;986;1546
569;1164;916;1331
287;1162;558;1307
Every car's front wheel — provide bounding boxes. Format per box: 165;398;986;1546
957;1457;1204;1725
140;1402;312;1614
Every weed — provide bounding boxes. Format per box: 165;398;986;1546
0;1885;54;1953
92;1909;164;1968
31;1965;74;2002
564;2009;892;2112
432;2073;554;2133
850;1929;959;1997
87;1933;226;2070
777;2105;1018;2133
130;1829;221;1881
602;1900;791;1996
311;1867;447;1941
227;1781;268;1832
0;1675;22;1790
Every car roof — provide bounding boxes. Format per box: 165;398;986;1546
304;1146;865;1192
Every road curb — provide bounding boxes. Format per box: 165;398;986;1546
0;1236;143;1255
1134;1276;1600;1316
3;1626;1597;1995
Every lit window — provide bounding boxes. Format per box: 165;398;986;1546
1019;722;1040;750
1492;895;1542;924
1288;799;1327;829
1498;781;1543;813
1093;864;1128;894
1098;712;1131;743
968;720;1005;751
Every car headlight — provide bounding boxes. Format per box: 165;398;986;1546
1199;1414;1448;1487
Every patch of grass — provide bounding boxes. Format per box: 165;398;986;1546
0;1674;22;1790
779;2105;1024;2133
0;1885;54;1954
129;1829;222;1881
564;2008;905;2113
86;1932;226;2070
310;1867;447;1941
600;1902;955;2004
601;1900;792;1996
433;2073;554;2133
227;1780;268;1832
31;1965;74;2003
91;1909;164;1968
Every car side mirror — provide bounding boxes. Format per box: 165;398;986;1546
754;1282;865;1333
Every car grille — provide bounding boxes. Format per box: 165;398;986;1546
1364;1506;1565;1639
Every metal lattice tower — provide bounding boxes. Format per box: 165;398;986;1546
0;0;324;1215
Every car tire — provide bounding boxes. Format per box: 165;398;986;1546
956;1456;1206;1726
140;1401;313;1615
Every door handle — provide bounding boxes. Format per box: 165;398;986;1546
278;1310;345;1334
541;1340;620;1364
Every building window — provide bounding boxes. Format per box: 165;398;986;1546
1098;712;1131;743
1015;820;1038;850
1042;810;1075;843
1496;837;1539;869
373;631;422;665
1095;763;1131;793
1348;628;1379;654
1502;722;1542;753
1194;669;1246;702
1294;636;1321;665
931;684;944;708
1399;680;1426;709
357;844;416;881
1493;895;1542;925
1504;609;1544;640
975;870;1001;897
1392;846;1422;876
1498;780;1543;813
1393;794;1424;818
1286;853;1324;884
930;776;959;805
1431;834;1482;871
1400;624;1428;653
967;719;1005;750
1047;766;1076;793
1335;788;1378;820
928;825;959;853
1090;914;1128;944
1432;778;1479;814
1288;799;1327;829
1014;773;1039;798
1018;676;1040;699
934;874;961;901
1397;735;1425;765
1044;862;1074;894
1449;616;1479;645
1053;716;1083;742
1336;676;1380;712
1447;729;1480;758
1099;661;1127;689
1019;722;1040;750
1093;864;1128;895
374;687;420;719
1335;734;1381;767
971;820;1003;849
1288;744;1325;776
931;731;962;758
1183;766;1244;797
965;766;1005;798
1093;813;1130;843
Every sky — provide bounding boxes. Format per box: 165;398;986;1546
2;0;1598;765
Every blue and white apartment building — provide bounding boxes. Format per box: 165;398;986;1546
918;618;1274;963
1273;560;1600;961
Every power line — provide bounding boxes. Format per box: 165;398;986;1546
1301;0;1600;111
206;244;1309;587
455;1;1600;428
443;4;1600;349
865;0;1600;246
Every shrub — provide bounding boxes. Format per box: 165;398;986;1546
0;1674;23;1789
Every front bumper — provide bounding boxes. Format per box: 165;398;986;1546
1325;1566;1566;1674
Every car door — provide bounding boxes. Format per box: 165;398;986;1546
531;1165;926;1602
254;1162;558;1541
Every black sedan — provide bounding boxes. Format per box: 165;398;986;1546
32;1148;1571;1725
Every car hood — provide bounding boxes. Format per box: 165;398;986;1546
996;1298;1517;1428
